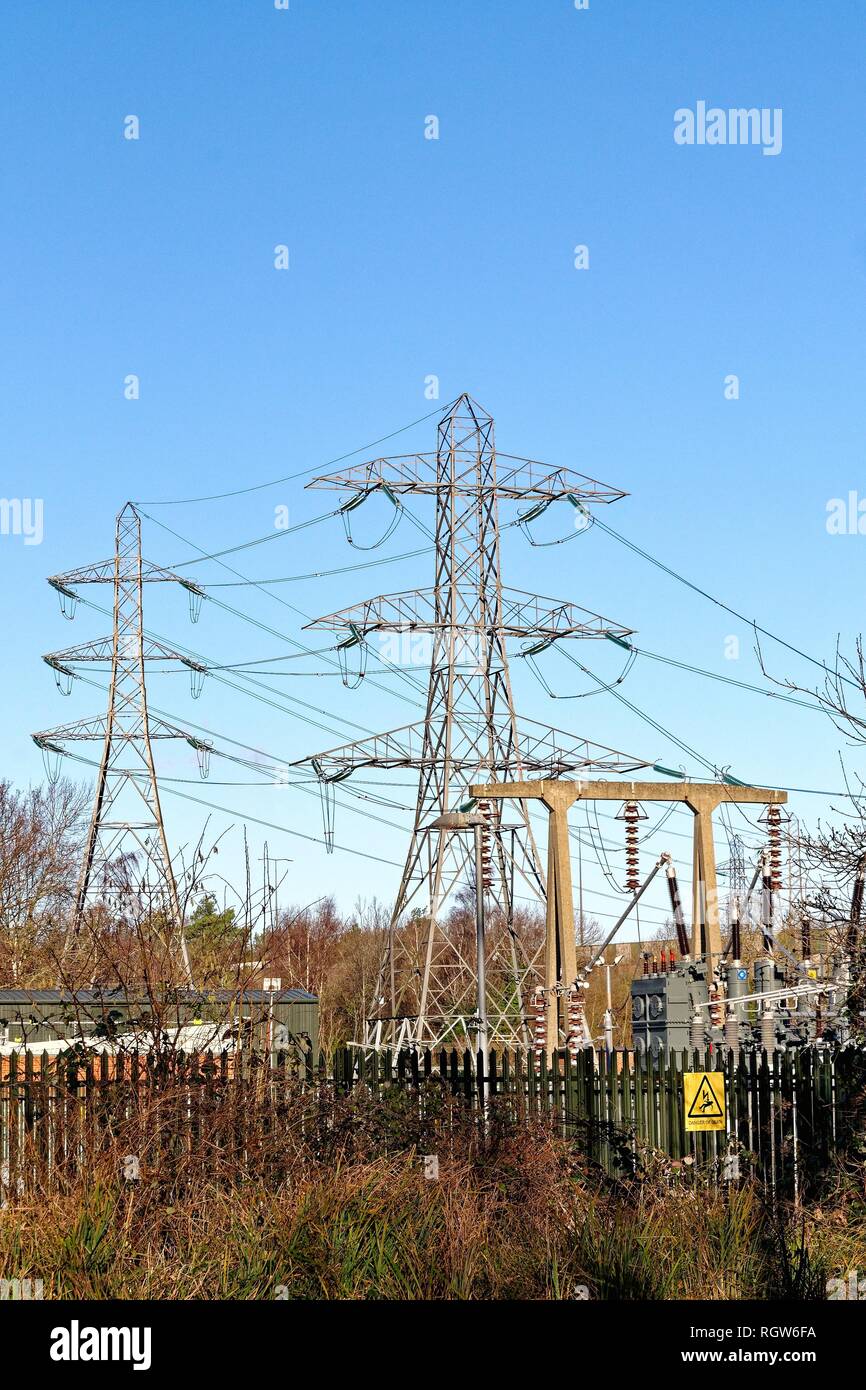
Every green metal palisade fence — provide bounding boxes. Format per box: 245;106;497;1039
335;1044;862;1192
0;1046;861;1196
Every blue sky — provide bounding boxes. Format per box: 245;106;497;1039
1;1;865;934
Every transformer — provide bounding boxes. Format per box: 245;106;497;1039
631;954;853;1055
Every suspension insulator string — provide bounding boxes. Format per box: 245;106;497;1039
336;623;368;689
339;484;402;551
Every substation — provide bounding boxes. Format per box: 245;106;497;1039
29;393;863;1063
469;777;857;1060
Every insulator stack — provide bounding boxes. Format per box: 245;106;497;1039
532;986;546;1059
477;800;494;892
724;1012;740;1056
709;984;724;1030
617;801;646;893
768;807;782;890
801;916;812;961
761;1008;776;1053
665;862;690;958
690;1011;705;1050
566;986;584;1059
759;804;785;891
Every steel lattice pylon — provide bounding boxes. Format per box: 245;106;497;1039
298;395;650;1049
33;503;205;984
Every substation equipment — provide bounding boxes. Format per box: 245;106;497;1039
471;777;856;1055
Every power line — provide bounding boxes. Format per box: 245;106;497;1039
557;648;858;798
138;400;456;506
608;640;819;712
159;787;670;924
141;510;432;706
166;508;342;569
69;590;378;742
559;646;719;775
201;544;433;586
56;731;674;919
592;515;859;692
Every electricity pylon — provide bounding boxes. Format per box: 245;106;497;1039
33;503;206;985
297;394;649;1048
720;829;748;927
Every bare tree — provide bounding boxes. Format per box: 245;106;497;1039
0;778;87;983
757;636;866;977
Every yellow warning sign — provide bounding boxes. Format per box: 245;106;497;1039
684;1072;726;1132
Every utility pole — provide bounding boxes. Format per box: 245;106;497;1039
296;394;647;1048
473;820;489;1069
600;952;623;1054
33;503;205;986
260;851;292;933
432;809;489;1090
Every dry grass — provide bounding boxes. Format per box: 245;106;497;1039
0;1083;854;1300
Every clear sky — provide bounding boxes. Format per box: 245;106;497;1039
1;1;864;937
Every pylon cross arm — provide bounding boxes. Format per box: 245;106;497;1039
43;637;203;668
308;454;435;493
304;587;633;641
48;561;203;590
489;455;627;502
299;717;653;783
34;714;195;745
308;452;627;504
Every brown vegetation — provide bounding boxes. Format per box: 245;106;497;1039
0;1082;855;1300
